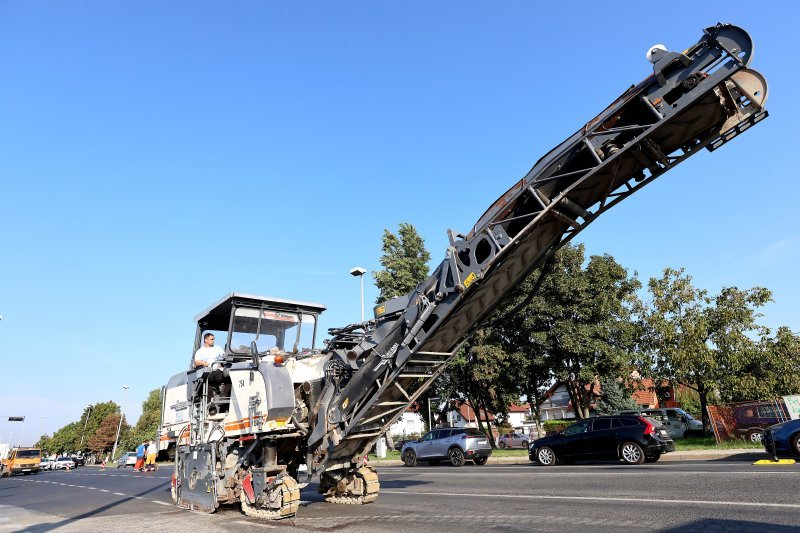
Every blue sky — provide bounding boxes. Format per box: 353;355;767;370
1;1;798;443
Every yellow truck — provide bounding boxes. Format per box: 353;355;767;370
0;447;41;476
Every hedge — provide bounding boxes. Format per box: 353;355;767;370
541;419;573;435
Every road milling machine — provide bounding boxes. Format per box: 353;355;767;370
160;24;768;520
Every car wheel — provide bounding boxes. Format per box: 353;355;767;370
536;446;556;466
473;456;488;466
791;433;800;457
448;447;466;467
402;450;417;467
427;460;440;466
620;442;645;465
747;429;764;443
498;442;506;449
522;441;529;448
644;453;661;463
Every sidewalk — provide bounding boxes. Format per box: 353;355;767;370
367;448;769;466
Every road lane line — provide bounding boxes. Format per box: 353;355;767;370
381;490;800;509
379;470;800;476
151;501;171;506
113;492;126;496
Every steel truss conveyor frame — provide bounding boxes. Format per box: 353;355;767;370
310;23;769;474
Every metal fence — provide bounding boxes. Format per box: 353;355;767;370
707;399;791;444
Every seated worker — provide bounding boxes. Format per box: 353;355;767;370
193;333;224;369
193;333;230;412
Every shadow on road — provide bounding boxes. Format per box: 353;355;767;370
19;479;170;532
660;518;798;532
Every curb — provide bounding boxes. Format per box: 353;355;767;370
367;449;770;466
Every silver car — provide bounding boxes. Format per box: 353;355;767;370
497;432;530;449
401;427;492;467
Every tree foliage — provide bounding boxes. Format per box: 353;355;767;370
373;223;431;302
642;268;773;434
595;377;639;415
122;389;162;450
503;244;641;419
87;413;129;458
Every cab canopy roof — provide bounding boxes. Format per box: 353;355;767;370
195;293;327;332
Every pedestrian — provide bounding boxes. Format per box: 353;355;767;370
145;440;157;472
134;441;147;472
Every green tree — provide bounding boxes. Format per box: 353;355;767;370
123;389;162;450
643;268;772;434
503;244;641;419
489;269;552;438
373;223;431;302
595;377;639;415
81;402;122;450
437;329;518;447
47;422;82;456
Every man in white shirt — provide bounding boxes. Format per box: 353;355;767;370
194;333;224;369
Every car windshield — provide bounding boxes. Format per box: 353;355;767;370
56;457;70;461
229;308;317;354
463;428;486;437
16;450;40;458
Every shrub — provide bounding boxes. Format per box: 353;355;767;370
542;419;573;435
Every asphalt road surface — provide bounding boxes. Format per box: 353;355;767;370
2;460;799;532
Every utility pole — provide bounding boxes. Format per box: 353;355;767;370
79;405;93;449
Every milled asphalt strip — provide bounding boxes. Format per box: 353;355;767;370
381;490;800;509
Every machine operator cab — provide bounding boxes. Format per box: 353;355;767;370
190;293;327;416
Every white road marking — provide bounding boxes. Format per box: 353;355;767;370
381;490;800;509
113;492;126;496
380;470;800;476
151;501;171;506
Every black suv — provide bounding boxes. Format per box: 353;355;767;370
70;456;85;467
529;415;675;465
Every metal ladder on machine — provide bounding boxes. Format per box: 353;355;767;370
325;23;769;462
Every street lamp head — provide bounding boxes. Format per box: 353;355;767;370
350;267;367;277
123;385;130;390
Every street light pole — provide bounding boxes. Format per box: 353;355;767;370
111;386;129;461
349;267;367;322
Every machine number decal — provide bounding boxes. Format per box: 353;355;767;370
463;272;477;288
239;379;245;388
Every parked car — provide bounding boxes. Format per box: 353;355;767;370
393;439;409;451
497;432;529;449
402;427;492;467
52;457;75;470
117;452;137;468
615;408;703;439
39;457;53;471
69;456;85;468
763;419;800;457
730;401;787;442
529;415;675;466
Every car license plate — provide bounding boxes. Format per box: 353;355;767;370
479;439;487;445
22;469;30;472
659;430;668;437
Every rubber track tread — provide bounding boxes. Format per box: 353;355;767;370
240;475;301;520
325;467;380;505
